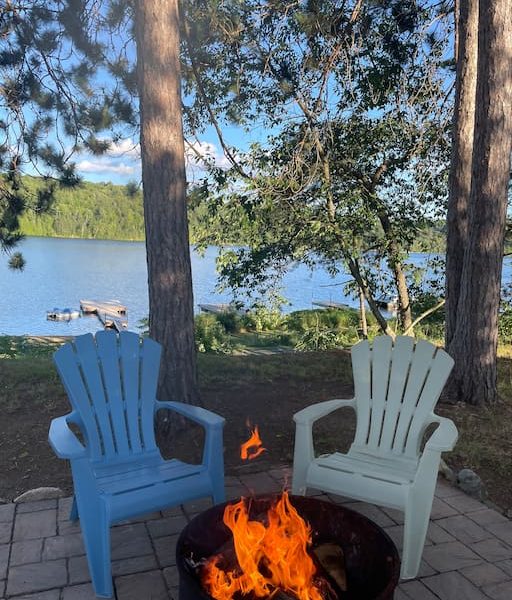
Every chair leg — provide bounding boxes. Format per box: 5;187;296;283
69;495;78;522
79;499;113;597
291;461;308;495
205;424;225;505
211;474;226;505
291;423;314;495
401;494;433;579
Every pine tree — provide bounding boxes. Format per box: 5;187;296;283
446;0;512;405
1;1;198;405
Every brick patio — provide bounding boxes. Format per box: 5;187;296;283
1;467;511;599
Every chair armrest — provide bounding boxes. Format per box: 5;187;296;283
48;412;87;460
155;400;225;428
293;398;355;427
424;415;458;453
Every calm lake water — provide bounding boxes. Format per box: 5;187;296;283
1;237;510;336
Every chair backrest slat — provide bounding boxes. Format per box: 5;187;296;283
404;351;454;455
74;334;117;458
139;337;162;453
96;331;130;455
367;336;393;449
351;340;372;447
379;336;415;451
54;342;103;459
54;331;162;462
119;332;143;454
391;339;437;454
351;336;453;461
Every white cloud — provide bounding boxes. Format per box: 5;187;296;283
74;137;229;182
185;140;231;169
107;138;141;159
76;160;136;175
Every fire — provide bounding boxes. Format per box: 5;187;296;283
202;491;323;600
240;424;266;461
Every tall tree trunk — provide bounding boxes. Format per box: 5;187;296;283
388;248;413;333
445;0;479;350
345;255;395;338
447;0;512;405
358;286;368;339
371;193;413;332
363;166;413;333
135;0;199;412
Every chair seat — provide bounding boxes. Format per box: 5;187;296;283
314;451;417;485
306;451;417;509
94;457;206;496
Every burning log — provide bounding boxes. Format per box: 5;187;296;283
313;543;347;593
195;542;347;599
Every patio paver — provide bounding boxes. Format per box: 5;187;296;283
0;468;511;599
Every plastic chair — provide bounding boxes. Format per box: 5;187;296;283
49;330;225;597
292;335;457;579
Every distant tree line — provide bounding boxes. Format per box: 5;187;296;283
15;176;145;241
13;174;449;252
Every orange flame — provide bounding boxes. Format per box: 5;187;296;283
202;491;322;600
240;425;266;461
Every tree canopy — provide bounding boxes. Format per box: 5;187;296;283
184;0;453;333
0;1;137;265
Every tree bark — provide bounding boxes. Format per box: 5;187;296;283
362;161;413;333
134;0;199;413
345;255;395;338
445;0;479;349
387;245;413;334
366;190;413;332
358;286;368;339
447;0;512;405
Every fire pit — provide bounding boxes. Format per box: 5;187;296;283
176;494;400;600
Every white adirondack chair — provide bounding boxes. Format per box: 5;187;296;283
292;335;458;580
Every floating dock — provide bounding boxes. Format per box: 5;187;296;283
198;303;241;315
313;297;398;312
312;300;352;310
80;300;128;332
80;300;127;315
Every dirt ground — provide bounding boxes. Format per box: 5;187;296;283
1;349;510;516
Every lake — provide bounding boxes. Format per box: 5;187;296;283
1;237;510;336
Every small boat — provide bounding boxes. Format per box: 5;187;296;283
47;308;81;321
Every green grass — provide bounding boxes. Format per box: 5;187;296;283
197;349;352;387
0;336;63;359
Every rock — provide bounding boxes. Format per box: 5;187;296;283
457;469;486;499
14;487;65;503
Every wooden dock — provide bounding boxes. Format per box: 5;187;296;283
80;300;128;332
80;300;127;315
198;303;241;315
312;300;352;310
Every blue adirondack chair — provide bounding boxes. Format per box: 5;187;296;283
48;330;225;598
